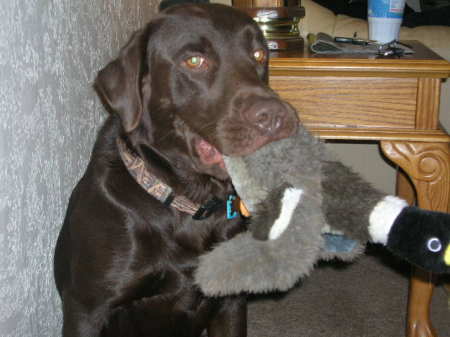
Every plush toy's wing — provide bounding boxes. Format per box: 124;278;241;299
195;196;325;296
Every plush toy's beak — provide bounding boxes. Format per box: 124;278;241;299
445;245;450;266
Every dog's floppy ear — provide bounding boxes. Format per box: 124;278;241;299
94;27;151;133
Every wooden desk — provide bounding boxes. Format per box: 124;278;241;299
269;41;450;337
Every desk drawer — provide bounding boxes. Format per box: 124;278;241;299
270;76;418;129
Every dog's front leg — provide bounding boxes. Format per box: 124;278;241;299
207;296;247;337
61;297;106;337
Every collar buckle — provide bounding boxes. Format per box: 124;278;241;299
192;197;225;220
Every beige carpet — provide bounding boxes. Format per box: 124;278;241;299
248;245;449;337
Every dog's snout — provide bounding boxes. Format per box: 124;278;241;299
244;98;290;135
251;107;282;134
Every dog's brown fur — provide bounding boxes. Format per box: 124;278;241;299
54;4;298;337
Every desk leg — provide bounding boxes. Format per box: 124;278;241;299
381;141;450;337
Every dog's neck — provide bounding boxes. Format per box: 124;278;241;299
116;137;233;220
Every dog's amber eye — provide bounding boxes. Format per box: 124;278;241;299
184;56;206;69
253;49;265;63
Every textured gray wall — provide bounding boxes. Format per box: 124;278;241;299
0;1;160;336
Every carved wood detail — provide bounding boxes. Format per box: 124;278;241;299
381;141;450;337
396;169;416;206
381;141;450;212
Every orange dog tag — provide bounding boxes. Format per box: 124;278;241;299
239;200;251;218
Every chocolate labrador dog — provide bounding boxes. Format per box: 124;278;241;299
54;3;298;337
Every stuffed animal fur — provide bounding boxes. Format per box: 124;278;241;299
195;122;450;296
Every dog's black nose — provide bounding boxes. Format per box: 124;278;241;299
244;98;289;135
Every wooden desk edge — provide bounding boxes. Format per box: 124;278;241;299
270;59;450;78
269;40;450;78
309;127;450;142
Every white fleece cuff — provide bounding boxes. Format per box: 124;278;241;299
368;196;408;245
269;188;303;240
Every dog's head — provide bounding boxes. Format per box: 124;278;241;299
95;4;298;180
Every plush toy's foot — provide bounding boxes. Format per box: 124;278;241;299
386;207;450;274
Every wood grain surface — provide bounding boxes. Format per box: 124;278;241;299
416;78;441;129
270;76;418;128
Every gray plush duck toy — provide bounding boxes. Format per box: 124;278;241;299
195;120;450;296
